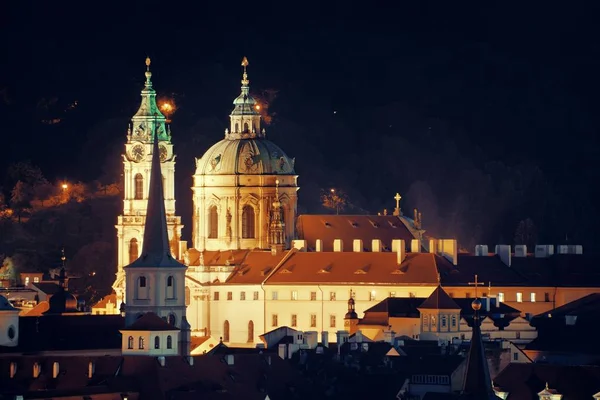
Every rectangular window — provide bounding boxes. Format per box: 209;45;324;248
272;314;278;327
498;292;505;303
240;292;246;301
465;292;471;299
369;291;376;301
227;292;233;300
253;291;259;300
25;277;30;286
291;290;298;300
389;291;396;298
272;291;278;300
310;314;317;327
544;292;550;302
310;291;317;301
330;314;336;328
33;277;40;283
451;315;457;328
482;292;488;297
516;292;523;303
213;292;219;301
441;316;447;327
530;293;536;302
291;314;297;327
330;291;336;301
513;352;519;361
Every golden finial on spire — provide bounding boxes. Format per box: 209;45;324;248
146;56;151;71
241;56;249;86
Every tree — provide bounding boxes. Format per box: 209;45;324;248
7;161;45;187
69;241;115;304
321;188;348;215
514;218;538;249
10;180;32;223
33;180;55;207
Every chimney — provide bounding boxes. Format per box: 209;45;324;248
157;356;166;367
52;362;59;379
411;239;420;253
321;331;329;347
495;245;512;267
475;245;489;256
535;245;554;258
292;240;307;251
514;245;527;257
315;239;323;252
441;239;458;265
372;239;382;252
278;343;288;359
336;330;349;344
382;330;395;344
87;361;95;379
33;362;41;378
394;240;406;265
226;354;234;365
353;239;363;252
333;239;344;252
9;362;17;378
429;239;437;254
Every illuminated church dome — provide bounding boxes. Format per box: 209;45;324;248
194;57;295;176
191;58;299;251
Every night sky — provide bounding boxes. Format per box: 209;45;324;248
1;2;599;251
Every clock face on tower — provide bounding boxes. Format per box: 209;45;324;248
130;144;145;162
159;144;168;162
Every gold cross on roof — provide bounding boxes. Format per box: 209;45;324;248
468;274;485;299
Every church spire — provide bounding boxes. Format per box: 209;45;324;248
126;126;185;269
227;57;263;139
269;179;286;252
461;299;501;399
131;57;169;143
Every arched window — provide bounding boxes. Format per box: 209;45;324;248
134;173;144;199
243;122;249;132
138;336;145;350
185;286;191;306
128;238;139;263
166;276;175;299
248;320;254;343
167;335;173;349
223;320;230;342
154;336;160;349
208;206;218;238
235;123;239;133
242;205;255;239
168;314;176;326
128;336;134;349
139;276;146;287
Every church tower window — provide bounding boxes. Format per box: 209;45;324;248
248;320;254;343
168;314;176;326
167;335;172;349
208;206;218;238
166;276;175;299
242;205;255;238
137;276;148;300
138;336;145;349
243;122;249;132
235;123;239;133
134;173;144;199
154;336;160;349
223;320;230;342
129;238;139;263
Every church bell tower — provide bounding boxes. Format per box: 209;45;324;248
113;58;183;306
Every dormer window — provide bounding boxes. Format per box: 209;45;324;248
128;336;134;349
138;337;145;350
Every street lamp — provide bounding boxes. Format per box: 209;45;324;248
61;183;68;190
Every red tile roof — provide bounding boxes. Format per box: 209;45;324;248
296;214;417;251
418;286;461;310
225;250;289;284
91;292;117;308
123;312;179;331
265;252;440;285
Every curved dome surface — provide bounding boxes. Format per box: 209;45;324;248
195;138;295;175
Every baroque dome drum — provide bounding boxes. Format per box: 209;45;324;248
195;137;295;175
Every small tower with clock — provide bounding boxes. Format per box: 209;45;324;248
113;58;183;307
